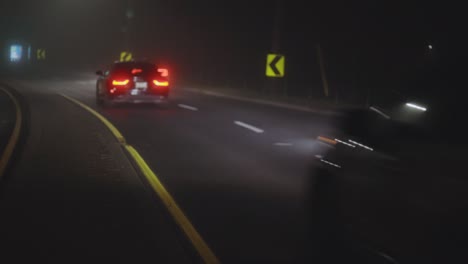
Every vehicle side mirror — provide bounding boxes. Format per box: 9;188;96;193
96;70;103;76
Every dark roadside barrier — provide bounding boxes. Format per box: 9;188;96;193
302;166;398;264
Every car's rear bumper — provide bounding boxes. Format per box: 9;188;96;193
110;93;168;103
109;88;169;103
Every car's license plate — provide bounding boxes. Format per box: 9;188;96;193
131;89;139;95
135;82;148;89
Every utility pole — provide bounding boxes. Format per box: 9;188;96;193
317;44;329;97
272;0;283;53
123;0;134;52
269;0;285;95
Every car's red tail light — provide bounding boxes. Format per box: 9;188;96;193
157;68;169;77
153;80;169;87
112;79;130;86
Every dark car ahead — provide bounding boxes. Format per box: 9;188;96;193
96;61;170;106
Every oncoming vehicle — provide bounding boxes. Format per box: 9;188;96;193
95;61;170;106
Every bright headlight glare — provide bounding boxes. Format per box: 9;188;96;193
406;103;427;112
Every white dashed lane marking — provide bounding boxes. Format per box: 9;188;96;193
178;104;198;111
274;142;292;146
233;121;264;134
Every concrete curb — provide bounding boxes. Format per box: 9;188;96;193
0;86;22;181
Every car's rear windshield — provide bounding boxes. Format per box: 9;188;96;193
112;62;156;73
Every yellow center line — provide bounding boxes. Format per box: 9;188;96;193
61;94;126;144
125;145;219;263
0;87;22;180
60;94;219;264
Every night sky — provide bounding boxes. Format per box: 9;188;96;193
1;0;465;102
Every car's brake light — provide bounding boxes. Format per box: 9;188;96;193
112;79;129;86
153;80;169;87
131;68;142;74
157;68;169;77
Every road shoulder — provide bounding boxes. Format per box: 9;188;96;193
0;85;192;263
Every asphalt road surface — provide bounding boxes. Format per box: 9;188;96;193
2;72;467;263
0;73;338;263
